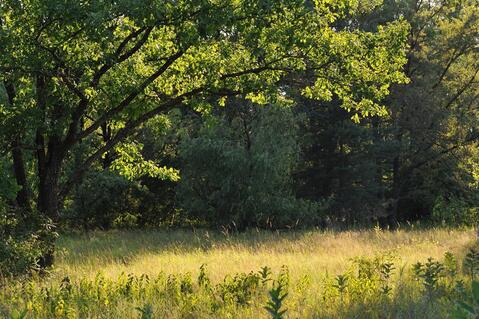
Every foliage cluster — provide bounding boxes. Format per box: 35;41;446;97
178;102;327;229
0;207;57;278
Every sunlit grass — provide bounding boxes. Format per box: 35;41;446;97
53;226;476;283
2;226;477;318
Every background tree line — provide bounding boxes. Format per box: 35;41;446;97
0;0;478;274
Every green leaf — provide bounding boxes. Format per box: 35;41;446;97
456;301;475;315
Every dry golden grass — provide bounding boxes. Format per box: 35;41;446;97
3;226;477;318
53;226;476;283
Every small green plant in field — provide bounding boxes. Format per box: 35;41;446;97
334;274;348;294
9;308;28;319
453;280;479;319
380;261;395;295
218;271;261;305
259;266;273;284
198;264;211;289
444;252;458;278
464;249;479;280
334;274;348;304
136;303;153;319
265;280;288;319
278;265;290;289
413;257;445;300
179;273;194;294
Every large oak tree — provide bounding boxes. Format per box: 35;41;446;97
0;0;408;265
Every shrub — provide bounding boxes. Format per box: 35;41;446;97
66;171;147;230
0;206;56;277
432;195;478;227
453;280;479;319
178;102;324;229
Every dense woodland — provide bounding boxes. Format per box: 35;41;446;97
1;0;479;276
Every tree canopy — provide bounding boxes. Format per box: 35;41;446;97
6;0;465;273
0;0;408;217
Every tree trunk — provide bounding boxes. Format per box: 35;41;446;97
390;155;401;226
36;158;62;269
34;74;61;220
37;162;61;221
11;139;30;209
36;134;63;269
101;122;113;169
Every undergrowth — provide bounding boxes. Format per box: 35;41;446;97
2;250;479;318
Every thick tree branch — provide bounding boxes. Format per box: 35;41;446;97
59;87;204;200
443;67;479;109
406;131;479;174
431;44;470;90
220;56;293;80
36;27;155;151
90;26;154;88
77;50;185;142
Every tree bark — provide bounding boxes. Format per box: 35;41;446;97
390;154;401;225
36;152;63;269
11;139;30;208
37;159;61;221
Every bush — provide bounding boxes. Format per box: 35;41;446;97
432;195;478;227
66;171;147;230
0;206;56;277
178;102;323;229
0;160;55;277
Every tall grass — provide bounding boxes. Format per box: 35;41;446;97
54;227;475;281
0;226;477;318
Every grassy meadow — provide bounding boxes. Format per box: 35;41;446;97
54;227;475;281
2;226;479;318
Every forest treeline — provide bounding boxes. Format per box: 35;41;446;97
1;0;478;274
